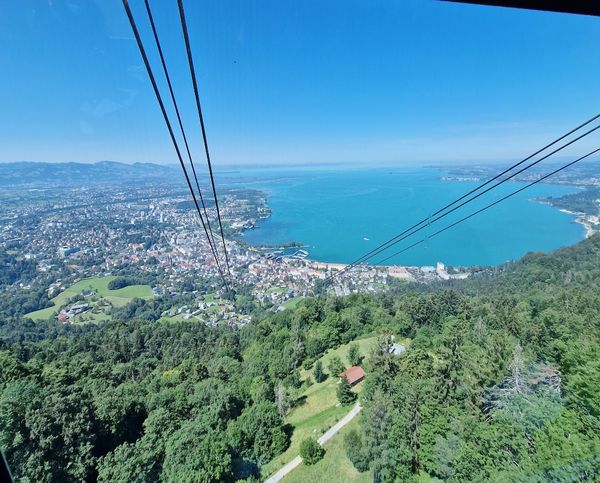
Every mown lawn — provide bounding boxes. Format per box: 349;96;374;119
25;276;152;321
283;417;373;483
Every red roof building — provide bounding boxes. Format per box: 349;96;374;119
339;365;366;385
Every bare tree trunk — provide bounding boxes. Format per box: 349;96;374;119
511;343;524;394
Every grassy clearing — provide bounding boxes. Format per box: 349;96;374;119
299;336;379;381
158;313;205;324
25;276;152;321
283;417;373;483
262;379;358;477
105;284;153;303
74;309;112;325
282;297;303;310
25;305;59;321
262;337;376;479
158;316;183;324
263;335;411;480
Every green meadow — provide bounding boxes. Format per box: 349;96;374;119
25;276;152;322
282;297;303;310
262;336;378;479
283;417;373;483
263;335;412;480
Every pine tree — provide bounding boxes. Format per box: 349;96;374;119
348;343;362;366
313;360;326;383
337;376;356;405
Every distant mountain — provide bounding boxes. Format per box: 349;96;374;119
0;161;180;187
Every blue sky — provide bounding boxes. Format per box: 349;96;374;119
1;0;599;166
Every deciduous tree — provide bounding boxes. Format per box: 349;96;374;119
300;437;324;465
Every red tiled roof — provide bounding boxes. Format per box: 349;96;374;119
339;365;366;385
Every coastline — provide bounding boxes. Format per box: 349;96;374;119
558;209;598;238
533;198;598;239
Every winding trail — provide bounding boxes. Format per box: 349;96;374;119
264;403;361;483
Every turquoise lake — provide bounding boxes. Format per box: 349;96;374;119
224;167;584;267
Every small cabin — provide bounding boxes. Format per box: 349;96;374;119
339;365;366;385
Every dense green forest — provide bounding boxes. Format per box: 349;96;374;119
1;236;600;481
0;252;38;286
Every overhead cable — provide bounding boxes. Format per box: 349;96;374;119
143;0;218;257
177;0;232;277
328;115;600;282
377;146;600;264
122;0;229;289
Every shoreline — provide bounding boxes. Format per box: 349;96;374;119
558;209;598;238
533;198;598;239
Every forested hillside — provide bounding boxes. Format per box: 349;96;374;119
1;236;600;482
354;236;600;481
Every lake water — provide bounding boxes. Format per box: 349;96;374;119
223;166;584;267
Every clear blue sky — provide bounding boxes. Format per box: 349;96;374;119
1;0;599;166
